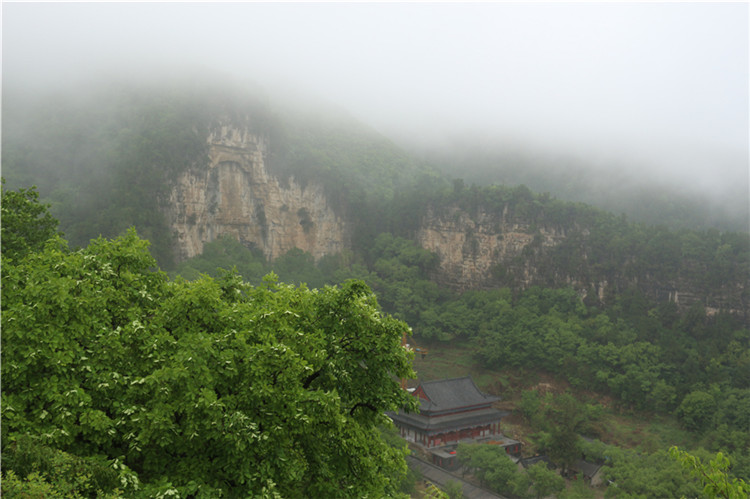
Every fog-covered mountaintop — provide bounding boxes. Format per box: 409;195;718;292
3;73;747;235
4;2;747;232
417;137;749;232
3;79;747;320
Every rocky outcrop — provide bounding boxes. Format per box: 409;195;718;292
161;121;745;317
417;204;747;316
417;205;567;291
164;121;348;262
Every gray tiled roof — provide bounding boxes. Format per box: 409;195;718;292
575;459;603;478
387;407;508;432
418;377;501;414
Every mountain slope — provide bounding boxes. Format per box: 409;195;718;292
3;80;747;317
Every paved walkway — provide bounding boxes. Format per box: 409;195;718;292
407;455;506;499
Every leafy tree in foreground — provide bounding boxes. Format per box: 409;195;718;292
2;221;418;497
1;178;60;261
669;447;748;499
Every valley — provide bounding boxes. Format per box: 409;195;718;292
2;80;748;498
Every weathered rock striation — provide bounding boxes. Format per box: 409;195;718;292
164;120;348;262
417;205;567;291
417;203;747;316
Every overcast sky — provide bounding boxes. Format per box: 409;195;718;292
3;2;748;196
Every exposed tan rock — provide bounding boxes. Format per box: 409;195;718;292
160;122;745;317
164;121;348;262
417;206;566;290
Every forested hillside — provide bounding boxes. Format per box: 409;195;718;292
3;81;749;497
3;82;747;312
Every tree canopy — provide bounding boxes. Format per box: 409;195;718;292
0;178;59;261
669;447;749;499
1;184;418;497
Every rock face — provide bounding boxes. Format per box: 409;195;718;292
162;121;745;317
417;205;567;291
417;204;747;316
164;121;348;262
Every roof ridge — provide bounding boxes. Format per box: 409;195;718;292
415;376;499;411
420;376;471;385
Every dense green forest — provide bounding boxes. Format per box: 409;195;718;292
3;181;748;497
173;231;750;480
2;81;749;497
364;180;748;312
1;185;419;497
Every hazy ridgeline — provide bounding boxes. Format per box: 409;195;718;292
2;3;748;496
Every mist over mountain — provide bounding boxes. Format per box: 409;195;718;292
3;76;747;314
3;5;750;496
411;135;749;232
3;2;747;230
2;1;748;334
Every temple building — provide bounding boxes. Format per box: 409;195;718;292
388;377;513;448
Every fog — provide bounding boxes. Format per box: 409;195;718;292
3;2;748;210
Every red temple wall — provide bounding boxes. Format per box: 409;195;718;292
422;422;500;448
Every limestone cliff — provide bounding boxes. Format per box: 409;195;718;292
417;203;747;316
417;205;567;291
160;119;744;317
164;120;348;262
